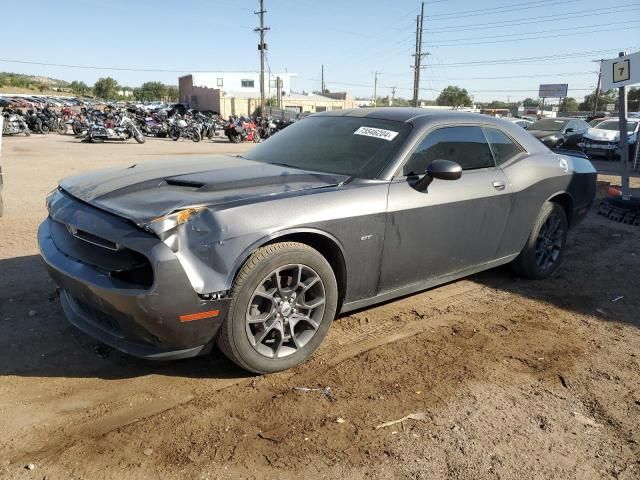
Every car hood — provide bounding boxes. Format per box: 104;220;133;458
582;128;619;142
528;130;560;140
59;155;348;226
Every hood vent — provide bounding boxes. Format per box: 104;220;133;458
165;178;206;190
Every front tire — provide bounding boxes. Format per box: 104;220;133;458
510;201;568;280
217;242;338;374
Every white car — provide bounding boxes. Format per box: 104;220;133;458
506;118;533;129
578;118;639;160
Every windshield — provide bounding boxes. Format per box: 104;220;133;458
529;119;568;131
244;116;411;179
596;120;638;133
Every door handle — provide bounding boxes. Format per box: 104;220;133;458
492;180;506;190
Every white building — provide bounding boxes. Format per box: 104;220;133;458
179;71;296;103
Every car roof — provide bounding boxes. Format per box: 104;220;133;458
312;107;501;123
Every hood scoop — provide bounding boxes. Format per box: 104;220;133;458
165;178;206;190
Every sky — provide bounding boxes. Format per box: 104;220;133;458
1;0;639;103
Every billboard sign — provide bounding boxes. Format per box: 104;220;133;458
538;84;568;98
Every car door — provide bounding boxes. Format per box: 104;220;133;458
565;120;584;147
379;125;512;293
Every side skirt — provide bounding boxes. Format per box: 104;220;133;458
340;253;518;314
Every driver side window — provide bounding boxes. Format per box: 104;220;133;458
403;125;495;175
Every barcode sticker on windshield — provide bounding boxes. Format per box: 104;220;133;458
354;126;399;141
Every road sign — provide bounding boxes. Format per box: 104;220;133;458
606;103;615;112
538;84;568;98
601;50;640;90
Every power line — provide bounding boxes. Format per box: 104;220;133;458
428;24;638;48
430;47;639;67
426;0;580;20
426;4;640;33
429;20;638;44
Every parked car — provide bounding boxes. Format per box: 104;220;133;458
506;118;533;129
527;117;590;149
578;118;639;160
589;117;609;127
39;109;596;373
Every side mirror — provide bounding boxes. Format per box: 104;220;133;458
565;128;574;133
414;159;462;191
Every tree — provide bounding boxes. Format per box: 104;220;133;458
93;77;119;100
134;81;167;101
436;86;472;107
486;100;509;109
70;80;90;96
165;85;179;102
629;87;640;112
561;97;579;112
579;89;617;112
521;97;539;107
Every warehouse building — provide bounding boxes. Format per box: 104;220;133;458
178;71;356;116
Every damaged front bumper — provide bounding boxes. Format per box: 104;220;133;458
38;191;230;360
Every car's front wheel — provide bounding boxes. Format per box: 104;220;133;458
217;242;338;373
510;201;568;279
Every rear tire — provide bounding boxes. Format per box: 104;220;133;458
217;242;338;374
191;130;201;142
510;201;568;280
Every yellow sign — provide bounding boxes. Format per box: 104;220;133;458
613;59;630;84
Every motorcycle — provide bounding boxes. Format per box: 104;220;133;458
257;117;277;140
224;118;260;143
168;116;201;142
24;109;48;134
85;115;145;144
140;114;168;138
57;107;75;135
1;112;30;136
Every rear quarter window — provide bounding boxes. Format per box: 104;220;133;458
482;127;524;166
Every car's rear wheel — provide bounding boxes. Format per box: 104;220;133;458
510;201;568;279
217;242;338;373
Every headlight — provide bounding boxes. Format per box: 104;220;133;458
45;187;59;210
147;206;207;234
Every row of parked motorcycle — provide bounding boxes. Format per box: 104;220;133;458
2;103;296;145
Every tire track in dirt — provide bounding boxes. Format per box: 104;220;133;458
1;276;498;463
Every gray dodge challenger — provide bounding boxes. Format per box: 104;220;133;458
39;108;596;373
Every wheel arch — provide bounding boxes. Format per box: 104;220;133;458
546;191;574;226
231;228;348;310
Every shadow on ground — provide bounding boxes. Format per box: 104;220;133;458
1;210;637;380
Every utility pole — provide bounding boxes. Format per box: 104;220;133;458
390;86;396;106
592;59;604;115
276;76;282;110
411;2;427;107
411;14;420;106
373;71;379;107
321;65;325;94
254;0;270;115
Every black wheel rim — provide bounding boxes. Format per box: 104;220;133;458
534;213;564;270
245;264;326;359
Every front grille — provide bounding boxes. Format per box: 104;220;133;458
51;219;154;288
585;139;614;146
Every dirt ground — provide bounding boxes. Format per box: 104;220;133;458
0;133;639;480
